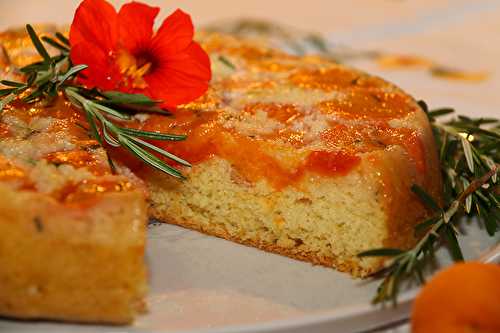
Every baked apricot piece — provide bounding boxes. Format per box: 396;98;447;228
412;262;500;333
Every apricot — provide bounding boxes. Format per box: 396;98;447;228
412;262;500;333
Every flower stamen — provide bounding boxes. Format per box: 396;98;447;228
117;49;152;89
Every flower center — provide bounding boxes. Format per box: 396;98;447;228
116;49;154;89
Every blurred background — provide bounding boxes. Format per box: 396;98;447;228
1;0;499;117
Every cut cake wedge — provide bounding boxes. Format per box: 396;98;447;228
138;33;442;277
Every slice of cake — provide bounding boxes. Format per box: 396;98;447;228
0;28;148;324
136;33;442;277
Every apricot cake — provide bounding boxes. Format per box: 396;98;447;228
0;27;441;323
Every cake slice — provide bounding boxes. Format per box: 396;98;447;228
136;32;442;277
0;28;148;324
0;183;147;324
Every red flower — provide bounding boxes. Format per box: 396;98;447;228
69;0;211;108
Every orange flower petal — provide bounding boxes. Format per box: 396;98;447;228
69;0;118;54
152;9;194;55
160;41;212;81
117;2;159;53
71;41;121;91
145;42;211;108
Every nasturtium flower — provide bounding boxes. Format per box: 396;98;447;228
69;0;211;108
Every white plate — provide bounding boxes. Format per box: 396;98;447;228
0;220;498;333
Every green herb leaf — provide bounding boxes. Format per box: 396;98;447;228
428;108;455;118
0;88;16;97
0;80;25;88
411;184;441;212
89;100;131;120
101;124;121;147
417;100;429;113
460;137;475;173
55;32;70;46
102;91;160;106
84;107;103;146
304;34;330;53
41;36;70;53
414;216;440;235
358;248;405;257
120;136;185;179
118;127;187;141
26;24;51;63
481;207;499;236
126;135;191;167
218;55;236;70
22;88;44;103
444;225;464;261
57;64;88;87
20;61;50;73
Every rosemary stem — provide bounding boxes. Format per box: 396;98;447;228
413;165;497;259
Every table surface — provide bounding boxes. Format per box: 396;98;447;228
1;0;498;117
1;1;499;332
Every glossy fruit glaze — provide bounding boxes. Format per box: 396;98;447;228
0;30;426;194
132;34;425;188
0;98;137;204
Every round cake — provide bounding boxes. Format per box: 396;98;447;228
0;27;441;324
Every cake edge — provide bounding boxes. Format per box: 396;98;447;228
0;183;149;325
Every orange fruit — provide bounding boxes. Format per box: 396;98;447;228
411;262;500;333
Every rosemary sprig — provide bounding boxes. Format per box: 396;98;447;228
0;25;190;178
65;87;190;178
359;101;499;303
